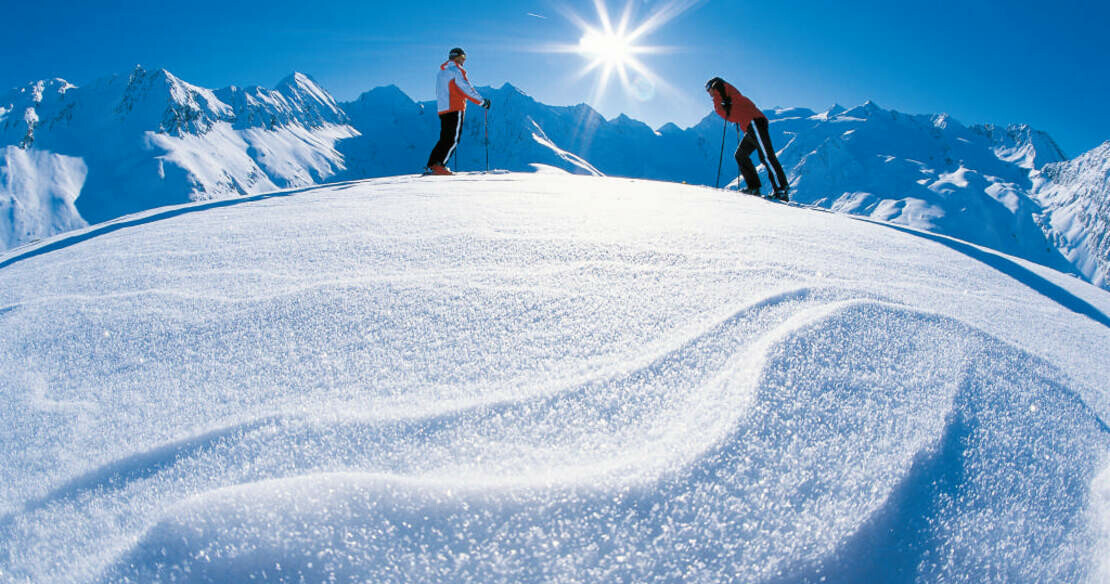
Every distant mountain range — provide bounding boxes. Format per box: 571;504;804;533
2;66;1108;290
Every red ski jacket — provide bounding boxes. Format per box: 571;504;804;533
709;81;764;129
437;60;484;114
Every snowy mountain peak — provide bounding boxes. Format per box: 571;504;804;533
2;78;73;112
610;113;643;126
342;85;422;133
0;77;80;148
122;65;205;103
275;72;328;101
658;122;683;135
22;78;75;104
112;65;233;135
837;100;885;120
976;123;1067;170
478;83;539;107
496;82;529;97
277;71;315;86
769;107;817;120
351;84;411;106
816;104;848;120
215;74;347;130
932;112;953;129
272;72;346;127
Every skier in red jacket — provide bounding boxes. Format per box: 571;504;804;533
706;77;789;200
426;47;491;176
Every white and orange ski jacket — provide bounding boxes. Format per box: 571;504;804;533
436;60;484;114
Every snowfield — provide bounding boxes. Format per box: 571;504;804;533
1;172;1109;583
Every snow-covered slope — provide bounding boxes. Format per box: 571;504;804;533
334;84;1094;284
1034;141;1110;288
1;173;1109;583
0;145;87;249
759;105;1073;272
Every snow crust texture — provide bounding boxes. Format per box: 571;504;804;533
1;174;1108;583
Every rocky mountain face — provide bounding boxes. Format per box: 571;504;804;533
2;67;1108;291
1033;141;1110;288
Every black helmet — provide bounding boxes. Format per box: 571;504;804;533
705;77;724;93
449;47;467;59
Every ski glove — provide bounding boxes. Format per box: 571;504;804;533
482;99;491;109
722;96;732;117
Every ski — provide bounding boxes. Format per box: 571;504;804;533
418;169;511;177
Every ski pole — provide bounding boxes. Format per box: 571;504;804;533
736;123;743;191
715;117;727;189
484;108;490;173
453;112;462;172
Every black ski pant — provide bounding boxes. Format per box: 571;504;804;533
427;111;463;168
736;117;788;192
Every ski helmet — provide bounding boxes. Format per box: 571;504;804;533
449;47;467;60
705;77;724;93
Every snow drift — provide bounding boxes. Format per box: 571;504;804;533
1;173;1108;582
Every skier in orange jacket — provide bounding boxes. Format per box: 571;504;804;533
426;47;490;176
706;77;789;200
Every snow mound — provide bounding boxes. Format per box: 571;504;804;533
1;174;1108;583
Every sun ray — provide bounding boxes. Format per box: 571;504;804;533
616;0;634;36
626;0;706;42
593;0;614;36
592;62;615;105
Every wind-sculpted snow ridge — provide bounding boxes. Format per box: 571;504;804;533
95;304;1109;584
1;174;1109;583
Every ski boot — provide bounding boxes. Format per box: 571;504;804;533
427;164;453;176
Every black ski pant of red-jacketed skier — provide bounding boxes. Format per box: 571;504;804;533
427;111;463;168
736;117;788;193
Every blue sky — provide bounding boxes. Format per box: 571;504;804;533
3;0;1108;156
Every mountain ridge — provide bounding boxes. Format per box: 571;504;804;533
2;67;1108;291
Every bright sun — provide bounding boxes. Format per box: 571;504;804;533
578;29;635;68
544;0;703;105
